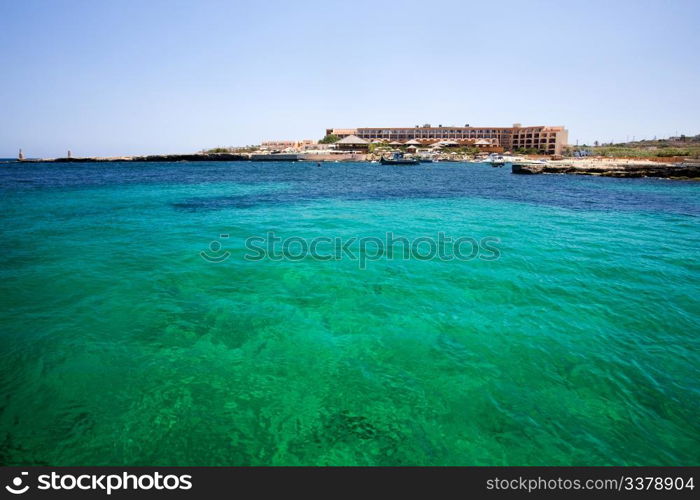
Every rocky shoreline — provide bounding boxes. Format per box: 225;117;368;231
512;160;700;179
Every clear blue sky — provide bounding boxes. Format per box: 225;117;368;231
1;0;698;157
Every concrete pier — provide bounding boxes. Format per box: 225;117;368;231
250;153;301;162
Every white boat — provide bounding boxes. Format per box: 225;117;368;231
484;153;506;167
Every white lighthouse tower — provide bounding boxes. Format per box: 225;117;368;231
18;148;24;160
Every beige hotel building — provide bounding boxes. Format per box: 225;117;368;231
326;123;569;155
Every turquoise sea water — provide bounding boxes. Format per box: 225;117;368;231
0;160;698;465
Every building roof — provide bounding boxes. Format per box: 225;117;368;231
336;135;369;145
405;139;421;145
329;128;359;136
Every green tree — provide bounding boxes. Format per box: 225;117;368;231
319;134;340;144
368;142;390;153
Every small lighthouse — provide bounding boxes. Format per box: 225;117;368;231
67;150;72;159
18;148;24;160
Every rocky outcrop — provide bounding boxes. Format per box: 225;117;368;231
512;162;700;179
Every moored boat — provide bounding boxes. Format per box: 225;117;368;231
484;153;506;167
380;153;420;165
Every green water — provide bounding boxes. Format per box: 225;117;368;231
0;161;698;465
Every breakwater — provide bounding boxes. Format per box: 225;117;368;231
20;153;250;163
